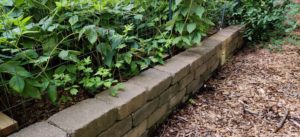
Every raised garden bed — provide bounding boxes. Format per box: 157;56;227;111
9;25;244;137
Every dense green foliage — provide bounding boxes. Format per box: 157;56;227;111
227;0;299;42
0;0;221;103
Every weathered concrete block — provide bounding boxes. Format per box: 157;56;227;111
123;120;147;137
98;116;132;137
169;88;186;109
159;84;179;106
236;35;244;49
96;82;147;120
156;109;172;126
209;55;220;73
129;69;172;101
8;122;66;137
140;130;149;137
194;63;208;79
48;99;117;137
147;104;168;128
210;33;231;59
132;98;159;126
200;56;219;82
154;58;190;84
211;25;245;65
179;72;194;90
216;26;240;42
172;51;205;71
202;68;213;82
187;78;203;94
182;95;189;103
186;38;222;62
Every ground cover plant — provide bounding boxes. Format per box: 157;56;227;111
0;0;222;105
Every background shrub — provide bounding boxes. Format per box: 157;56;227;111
226;0;299;43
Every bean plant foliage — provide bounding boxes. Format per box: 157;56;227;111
0;0;218;104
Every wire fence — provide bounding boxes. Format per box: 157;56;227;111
0;0;230;129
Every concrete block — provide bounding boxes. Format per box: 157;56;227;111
9;122;66;137
48;99;117;137
132;98;159;126
129;69;172;101
98;116;132;137
96;82;147;120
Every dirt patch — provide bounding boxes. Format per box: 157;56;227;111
155;44;300;136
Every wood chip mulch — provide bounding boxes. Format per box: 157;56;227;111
155;44;300;137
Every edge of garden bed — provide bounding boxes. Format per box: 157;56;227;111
9;25;245;137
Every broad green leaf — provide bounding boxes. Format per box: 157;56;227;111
123;4;134;11
79;27;86;39
21;16;31;25
104;50;114;67
14;0;24;6
58;50;69;60
134;14;143;20
47;24;59;32
195;7;205;18
70;88;79;95
43;36;57;54
192;32;202;44
67;64;77;74
9;75;25;93
175;0;182;7
31;56;50;65
22;81;41;99
85;27;97;44
111;35;122;50
130;62;138;75
1;0;13;6
15;49;38;60
172;37;182;45
69;15;79;26
182;36;191;45
103;81;112;88
187;23;197;33
58;50;79;62
124;53;132;64
0;61;32;77
175;23;185;34
110;83;123;97
40;17;53;31
26;78;50;92
110;88;118;97
55;65;67;74
47;84;57;103
181;8;189;17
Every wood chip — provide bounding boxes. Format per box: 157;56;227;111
156;45;300;137
273;109;289;133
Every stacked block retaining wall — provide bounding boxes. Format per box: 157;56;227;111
9;25;245;137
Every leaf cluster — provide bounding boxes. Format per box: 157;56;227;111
0;0;217;103
226;0;299;43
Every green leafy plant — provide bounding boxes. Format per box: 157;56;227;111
227;0;299;43
0;0;217;104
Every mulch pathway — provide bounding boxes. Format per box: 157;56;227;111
155;43;300;136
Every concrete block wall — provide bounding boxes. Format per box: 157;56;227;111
9;25;244;137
